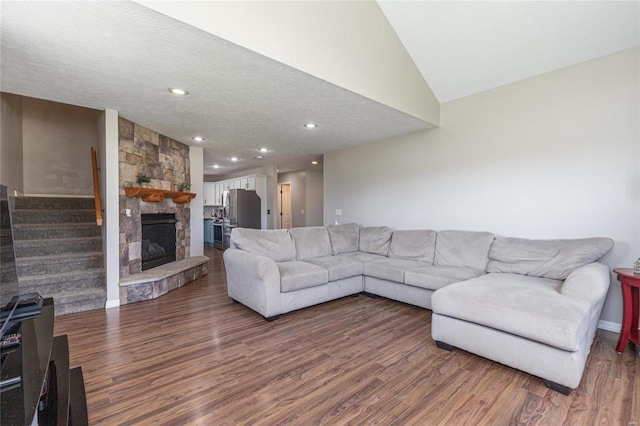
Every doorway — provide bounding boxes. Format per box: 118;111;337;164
278;183;292;229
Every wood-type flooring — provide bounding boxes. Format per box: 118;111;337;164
54;247;640;425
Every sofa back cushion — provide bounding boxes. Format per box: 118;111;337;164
289;226;332;260
326;223;360;255
388;229;437;263
230;228;296;262
359;226;392;256
487;236;614;280
434;230;495;271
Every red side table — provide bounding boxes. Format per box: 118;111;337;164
614;268;640;354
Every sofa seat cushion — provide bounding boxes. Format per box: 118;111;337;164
364;258;431;283
303;256;364;281
339;251;388;263
278;261;329;293
431;273;592;352
404;266;485;291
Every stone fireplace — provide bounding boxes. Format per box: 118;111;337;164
118;118;191;279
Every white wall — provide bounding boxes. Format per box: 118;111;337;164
102;109;120;308
324;48;639;325
190;146;204;256
136;0;438;125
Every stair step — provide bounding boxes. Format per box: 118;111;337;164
12;210;96;224
14;237;102;257
19;269;105;294
11;196;106;316
17;252;103;276
14;197;95;211
13;223;101;240
42;288;107;316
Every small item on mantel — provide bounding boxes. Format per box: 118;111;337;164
634;257;640;275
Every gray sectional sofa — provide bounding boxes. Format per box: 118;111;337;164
223;223;613;394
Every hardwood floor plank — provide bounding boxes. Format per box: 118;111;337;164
50;247;637;425
563;356;611;425
533;387;573;423
634;349;640;425
594;377;633;425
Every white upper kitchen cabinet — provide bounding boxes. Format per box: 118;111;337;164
203;183;216;206
247;177;256;191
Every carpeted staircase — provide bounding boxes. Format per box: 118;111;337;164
11;196;106;316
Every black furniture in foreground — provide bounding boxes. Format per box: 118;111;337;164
0;298;88;425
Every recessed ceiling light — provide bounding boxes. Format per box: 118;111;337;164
303;123;317;129
258;147;269;153
213;164;219;169
193;136;204;142
231;157;238;162
169;88;189;96
255;155;263;160
311;161;318;165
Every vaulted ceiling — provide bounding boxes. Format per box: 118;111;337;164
2;1;638;176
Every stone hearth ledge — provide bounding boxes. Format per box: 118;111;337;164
119;256;209;304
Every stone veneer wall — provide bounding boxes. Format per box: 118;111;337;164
118;117;191;279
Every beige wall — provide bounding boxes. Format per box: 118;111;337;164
324;48;640;326
305;167;323;227
136;0;439;125
0;93;24;193
22;97;100;196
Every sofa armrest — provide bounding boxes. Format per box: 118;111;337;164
560;262;610;304
223;248;282;318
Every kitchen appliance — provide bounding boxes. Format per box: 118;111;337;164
225;189;261;229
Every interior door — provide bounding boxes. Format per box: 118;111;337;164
278;183;292;229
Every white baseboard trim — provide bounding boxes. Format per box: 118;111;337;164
105;299;120;309
598;319;621;333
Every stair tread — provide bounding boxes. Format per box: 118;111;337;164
47;288;106;296
17;251;103;262
14;207;94;211
15;236;102;244
19;268;106;282
42;288;107;301
14;223;97;228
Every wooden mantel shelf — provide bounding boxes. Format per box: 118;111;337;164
125;187;196;204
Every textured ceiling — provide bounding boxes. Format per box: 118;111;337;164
0;1;431;176
2;1;638;177
379;1;640;103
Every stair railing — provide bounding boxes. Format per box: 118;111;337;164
91;147;103;226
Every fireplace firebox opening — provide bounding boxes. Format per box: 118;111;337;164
141;213;177;271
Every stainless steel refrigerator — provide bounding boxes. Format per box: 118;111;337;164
224;189;261;229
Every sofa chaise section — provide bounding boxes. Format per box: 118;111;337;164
431;236;614;394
